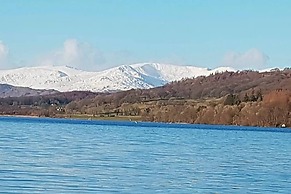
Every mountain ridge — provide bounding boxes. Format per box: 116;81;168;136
0;63;235;92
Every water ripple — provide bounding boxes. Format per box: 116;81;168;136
0;117;290;193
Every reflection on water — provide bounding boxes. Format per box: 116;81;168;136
0;117;290;193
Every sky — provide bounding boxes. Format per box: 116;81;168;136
0;0;290;71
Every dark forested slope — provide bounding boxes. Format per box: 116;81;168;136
0;84;58;98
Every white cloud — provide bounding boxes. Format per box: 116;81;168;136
40;39;107;71
0;41;11;69
222;48;269;69
39;39;141;71
0;41;8;61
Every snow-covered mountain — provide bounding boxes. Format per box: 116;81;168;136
0;63;235;92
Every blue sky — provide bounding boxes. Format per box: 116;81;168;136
0;0;290;71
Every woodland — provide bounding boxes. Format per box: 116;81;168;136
1;68;291;128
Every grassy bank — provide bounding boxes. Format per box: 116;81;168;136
58;114;142;121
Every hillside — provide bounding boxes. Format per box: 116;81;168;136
69;68;291;106
1;69;291;127
0;84;58;98
0;90;98;116
63;69;291;127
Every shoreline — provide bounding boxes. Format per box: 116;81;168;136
0;114;142;122
0;114;290;130
0;114;41;118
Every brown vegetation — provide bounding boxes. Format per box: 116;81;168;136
1;69;291;128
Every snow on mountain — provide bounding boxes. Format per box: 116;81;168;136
131;63;235;82
0;63;235;92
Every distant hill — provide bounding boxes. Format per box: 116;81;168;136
76;68;291;106
0;84;58;98
157;68;291;99
0;63;234;92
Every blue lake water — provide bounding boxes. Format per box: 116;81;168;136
0;117;290;193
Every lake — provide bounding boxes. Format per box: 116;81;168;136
0;117;290;193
